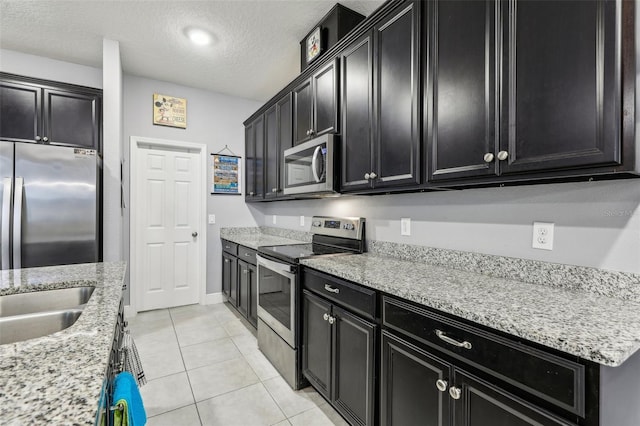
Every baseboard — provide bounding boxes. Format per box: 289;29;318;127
124;304;137;319
204;292;225;305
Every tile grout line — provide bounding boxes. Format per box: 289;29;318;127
169;307;205;426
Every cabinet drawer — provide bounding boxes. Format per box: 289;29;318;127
222;240;238;256
382;296;585;417
303;268;377;320
238;246;257;265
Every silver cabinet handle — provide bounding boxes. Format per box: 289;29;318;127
245;253;251;257
42;136;49;143
1;178;12;269
369;172;377;179
435;329;472;349
483;153;495;163
497;151;509;161
323;313;329;321
192;232;198;237
364;173;370;180
13;177;23;269
328;316;335;325
324;284;340;294
449;386;462;400
225;245;230;249
435;379;448;392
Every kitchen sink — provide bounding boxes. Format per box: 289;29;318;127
0;286;94;317
0;308;85;344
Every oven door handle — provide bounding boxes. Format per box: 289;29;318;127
256;254;296;275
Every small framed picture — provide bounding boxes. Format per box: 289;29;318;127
153;94;187;129
306;27;323;64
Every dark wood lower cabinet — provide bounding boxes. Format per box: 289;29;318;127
221;240;257;328
222;252;238;307
302;290;376;426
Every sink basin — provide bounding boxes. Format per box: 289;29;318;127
0;308;84;344
0;286;94;317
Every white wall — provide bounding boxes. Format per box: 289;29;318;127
122;75;263;296
0;49;102;88
256;180;640;274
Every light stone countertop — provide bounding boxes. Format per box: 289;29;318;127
220;226;310;249
0;262;127;425
300;253;640;367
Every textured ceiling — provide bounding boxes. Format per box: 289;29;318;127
0;0;384;102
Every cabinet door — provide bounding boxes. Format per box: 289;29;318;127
453;369;574;426
500;0;619;174
373;1;421;188
0;81;41;143
264;104;279;199
253;115;265;199
332;306;376;426
222;251;236;299
302;290;332;399
245;123;256;200
313;59;339;137
247;262;258;328
278;93;293;194
293;79;313;145
381;331;451;426
44;89;100;149
228;255;238;307
428;0;499;181
238;260;250;317
340;32;374;192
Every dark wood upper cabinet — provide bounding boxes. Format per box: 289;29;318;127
500;0;620;174
0;75;101;150
340;32;374;192
428;0;499;181
0;81;41;143
278;94;293;194
245;115;264;201
294;59;339;145
264;104;279;199
373;1;421;188
340;1;421;193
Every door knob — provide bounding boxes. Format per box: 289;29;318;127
497;151;509;161
483;153;494;163
192;232;198;237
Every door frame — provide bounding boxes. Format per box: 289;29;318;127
129;135;208;314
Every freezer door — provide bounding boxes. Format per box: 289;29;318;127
0;142;13;270
15;143;99;267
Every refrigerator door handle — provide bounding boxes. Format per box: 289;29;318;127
1;177;11;269
12;177;23;269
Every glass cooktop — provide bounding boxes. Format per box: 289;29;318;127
257;243;352;264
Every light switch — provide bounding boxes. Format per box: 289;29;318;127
401;218;411;236
300;216;305;226
208;214;216;224
273;215;277;224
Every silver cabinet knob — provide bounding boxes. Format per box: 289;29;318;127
364;173;370;180
323;313;329;321
272;188;277;193
192;232;198;237
435;379;448;392
42;136;49;143
306;130;310;136
249;191;255;196
483;153;495;163
224;259;229;263
449;386;462;400
497;151;509;161
328;316;335;325
35;136;42;142
309;129;314;135
369;172;377;179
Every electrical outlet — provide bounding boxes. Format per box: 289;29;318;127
532;222;554;250
208;214;216;224
401;218;411;236
300;215;305;226
272;215;277;225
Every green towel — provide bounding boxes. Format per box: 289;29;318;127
113;399;129;426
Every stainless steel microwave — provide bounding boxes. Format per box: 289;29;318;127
283;134;337;195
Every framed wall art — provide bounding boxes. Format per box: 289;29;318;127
211;153;242;195
153;93;187;128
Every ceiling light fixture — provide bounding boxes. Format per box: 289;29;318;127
184;27;213;46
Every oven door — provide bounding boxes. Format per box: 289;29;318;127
256;254;297;347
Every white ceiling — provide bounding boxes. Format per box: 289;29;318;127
0;0;384;102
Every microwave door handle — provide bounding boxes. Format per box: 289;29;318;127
311;146;322;183
1;178;12;269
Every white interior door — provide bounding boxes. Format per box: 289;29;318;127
134;143;202;311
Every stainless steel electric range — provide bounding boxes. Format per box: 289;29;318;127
256;216;366;390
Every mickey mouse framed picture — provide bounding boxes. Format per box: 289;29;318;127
306;27;323;64
153;93;187;128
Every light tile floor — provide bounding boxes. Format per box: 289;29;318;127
127;302;348;426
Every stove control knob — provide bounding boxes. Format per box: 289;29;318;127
342;223;355;231
312;221;322;227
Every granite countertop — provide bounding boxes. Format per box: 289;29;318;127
220;227;309;249
300;253;640;367
0;262;127;425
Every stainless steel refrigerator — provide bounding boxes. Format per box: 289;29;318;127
0;142;101;270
